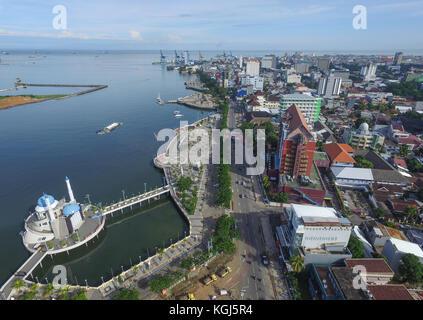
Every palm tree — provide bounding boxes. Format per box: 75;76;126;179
289;254;305;273
44;283;54;298
12;280;25;292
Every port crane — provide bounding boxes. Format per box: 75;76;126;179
160;50;166;64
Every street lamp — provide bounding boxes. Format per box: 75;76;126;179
85;279;88;287
121;266;124;273
122;190;126;201
101;276;104;284
85;194;91;205
144;183;147;193
139;256;142;264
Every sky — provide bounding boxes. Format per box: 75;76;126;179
0;0;423;52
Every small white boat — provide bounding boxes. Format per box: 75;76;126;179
157;93;165;105
174;113;183;118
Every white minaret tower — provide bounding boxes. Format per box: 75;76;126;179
45;197;56;221
65;176;76;203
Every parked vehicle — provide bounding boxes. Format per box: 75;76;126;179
262;255;269;266
201;274;217;285
216;266;232;278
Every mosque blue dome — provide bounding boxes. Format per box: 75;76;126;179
63;204;80;216
37;195;56;208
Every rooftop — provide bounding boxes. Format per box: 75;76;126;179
331;267;368;300
368;284;414;300
345;258;394;274
292;203;337;219
388;238;423;258
324;143;356;164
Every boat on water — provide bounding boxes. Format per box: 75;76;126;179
157;93;165;105
174;110;183;118
96;122;123;135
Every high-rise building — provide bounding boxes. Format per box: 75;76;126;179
261;55;277;69
318;76;342;98
245;58;260;77
360;62;377;81
239;56;243;68
280;94;322;125
317;57;331;72
393;52;403;66
277;104;316;179
295;63;311;74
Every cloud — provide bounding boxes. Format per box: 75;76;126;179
129;30;142;40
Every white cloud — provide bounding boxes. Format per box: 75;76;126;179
129;30;142;40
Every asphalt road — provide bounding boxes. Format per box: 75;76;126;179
227;100;275;300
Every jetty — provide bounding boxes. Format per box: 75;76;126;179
167;93;217;110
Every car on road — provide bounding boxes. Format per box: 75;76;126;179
261;255;269;266
15;271;26;277
239;194;246;199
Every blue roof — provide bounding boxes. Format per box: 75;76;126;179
63;204;80;216
37;195;55;208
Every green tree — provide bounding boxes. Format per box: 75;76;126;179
404;205;418;223
289;254;305;273
348;235;365;258
113;288;139;300
12;280;25;292
354;155;374;169
399;253;423;284
262;175;270;190
399;144;409;157
71;289;88;300
374;208;386;219
176;177;193;192
43;283;54;298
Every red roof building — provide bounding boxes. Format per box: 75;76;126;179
278;104;316;178
368;284;415;300
323;143;356;167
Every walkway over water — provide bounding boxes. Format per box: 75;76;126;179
98;185;170;217
0;250;47;300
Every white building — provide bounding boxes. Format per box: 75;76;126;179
318;76;342;98
22;177;85;252
283;69;302;84
262;55;277;69
280;94;322;125
361;62;377;81
382;238;423;274
331;167;374;187
246;58;260;77
278;204;352;259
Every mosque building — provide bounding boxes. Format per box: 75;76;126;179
22;177;86;251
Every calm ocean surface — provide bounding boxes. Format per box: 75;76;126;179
0;51;209;285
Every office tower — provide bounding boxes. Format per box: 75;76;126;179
261;55;277;69
393;52;403;66
280;94;322;125
360;62;377;81
317;57;331;72
318;76;342;98
245;58;260;77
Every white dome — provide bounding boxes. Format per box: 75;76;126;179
358;122;369;134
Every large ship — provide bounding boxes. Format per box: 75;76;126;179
96;122;123;135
